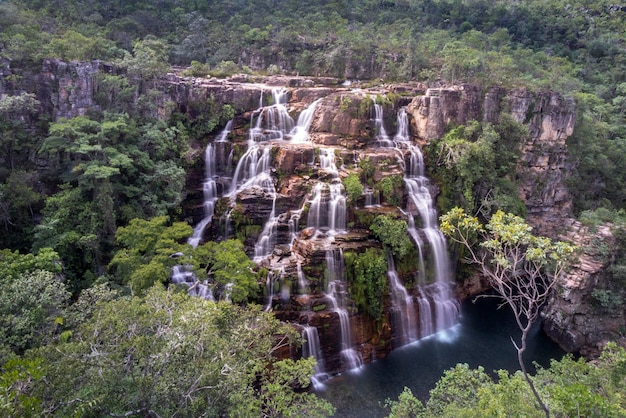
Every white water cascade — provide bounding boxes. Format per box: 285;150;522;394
302;325;328;389
187;120;234;248
290;98;321;143
374;103;394;147
188;143;218;248
171;265;214;301
307;148;347;236
387;254;418;345
225;91;323;261
325;249;362;371
394;107;460;335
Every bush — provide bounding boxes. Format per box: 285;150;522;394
370;215;413;259
342;173;364;203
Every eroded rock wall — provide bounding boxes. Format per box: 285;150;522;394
7;59;620;363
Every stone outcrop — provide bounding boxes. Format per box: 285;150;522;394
543;220;626;357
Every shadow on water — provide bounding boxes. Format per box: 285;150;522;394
317;297;565;418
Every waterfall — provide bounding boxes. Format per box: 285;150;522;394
387;254;418;345
302;325;328;389
325;249;362;371
250;88;294;142
306;148;346;236
188;143;218;248
254;194;278;261
264;269;282;311
225;93;322;260
290;98;321;143
188;119;235;248
171;265;215;301
394;107;460;336
364;188;380;207
373;103;394;147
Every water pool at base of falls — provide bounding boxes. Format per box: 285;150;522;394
316;296;565;418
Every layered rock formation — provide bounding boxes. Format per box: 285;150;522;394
4;59;622;366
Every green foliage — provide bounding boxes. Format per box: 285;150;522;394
384;387;425;418
591;288;624;313
370;215;413;260
108;216;192;294
430;118;525;216
0;270;70;360
0;356;44;417
342;173;364;203
117;37;169;81
211;60;241;78
34;113;189;287
192;239;258;303
0;247;62;282
426;363;493;416
387;343;626;417
358;157;376;186
21;286;333;417
180;60;211;77
376;174;403;206
345;248;389;320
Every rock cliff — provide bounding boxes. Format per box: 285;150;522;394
4;59;621;368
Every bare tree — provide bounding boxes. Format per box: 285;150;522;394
440;208;576;418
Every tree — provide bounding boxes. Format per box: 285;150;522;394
439;208;575;417
0;270;70;361
192;239;258;303
370;215;413;259
384;386;425;418
118;37;170;82
108;215;193;294
25;286;333;417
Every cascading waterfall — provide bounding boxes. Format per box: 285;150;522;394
290;98;321;143
302;325;328;389
188;120;234;248
226;91;320;260
387;254;418;346
188;143;218;248
325;249;362;371
373;103;394;147
250;88;294;142
306;148;347;236
394;107;460;335
171;265;214;301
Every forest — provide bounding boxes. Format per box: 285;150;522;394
1;0;626;416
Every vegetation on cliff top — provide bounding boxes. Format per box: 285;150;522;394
1;0;626;416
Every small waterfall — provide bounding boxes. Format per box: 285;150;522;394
171;265;215;301
302;325;328;389
250;88;294;142
297;261;307;294
394;107;460;336
373;103;394;147
290;98;321;142
387;255;418;345
306;148;346;236
188;143;218;248
364;188;380;207
325;249;362;371
229;145;274;196
264;269;281;311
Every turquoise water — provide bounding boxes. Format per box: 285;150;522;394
318;297;565;418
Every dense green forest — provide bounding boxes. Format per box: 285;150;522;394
1;0;626;416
